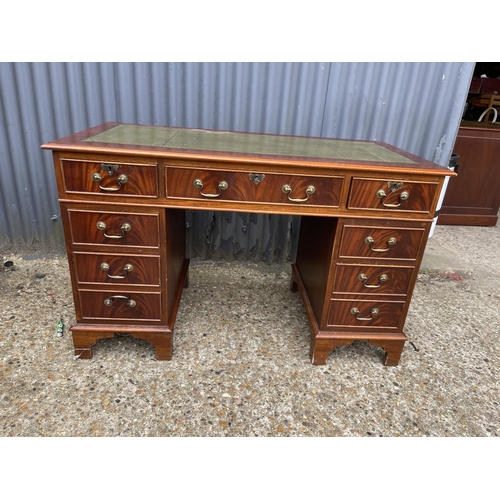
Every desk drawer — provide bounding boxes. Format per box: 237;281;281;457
327;299;405;329
333;264;414;296
166;167;343;207
61;160;158;197
74;252;161;286
67;209;160;249
339;224;426;260
79;290;162;322
348;178;439;213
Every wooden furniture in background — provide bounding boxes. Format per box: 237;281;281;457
42;123;453;366
478;95;500;123
439;122;500;226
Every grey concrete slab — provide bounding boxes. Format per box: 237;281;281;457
1;218;499;437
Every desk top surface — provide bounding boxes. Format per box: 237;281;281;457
42;122;451;175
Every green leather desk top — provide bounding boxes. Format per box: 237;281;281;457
84;124;416;164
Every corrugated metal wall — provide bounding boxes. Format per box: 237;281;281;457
0;62;474;261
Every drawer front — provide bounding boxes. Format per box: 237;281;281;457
74;253;160;286
79;290;162;322
62;160;158;197
339;224;426;260
68;209;160;249
348;178;439;213
327;299;405;329
333;264;414;296
166;167;343;207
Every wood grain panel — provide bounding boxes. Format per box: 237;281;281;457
332;264;414;296
68;209;159;248
327;299;405;329
439;125;500;226
295;216;338;326
348;178;438;213
339;224;426;260
79;290;162;322
73;252;160;286
165;209;187;324
166;167;343;207
62;160;158;197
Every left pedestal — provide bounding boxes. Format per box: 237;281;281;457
59;193;187;360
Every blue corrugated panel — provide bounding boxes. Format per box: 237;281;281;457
0;62;474;260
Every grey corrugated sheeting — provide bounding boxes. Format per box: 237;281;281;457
0;62;474;261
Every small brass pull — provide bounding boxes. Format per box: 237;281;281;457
100;262;133;279
282;184;315;203
91;171;128;192
358;273;388;288
365;236;397;252
350;307;379;321
104;295;136;307
96;221;132;239
376;188;409;208
193;178;228;198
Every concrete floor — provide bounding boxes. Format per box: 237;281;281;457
1;220;499;437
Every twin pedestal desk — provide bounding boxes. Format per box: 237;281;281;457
42;123;454;366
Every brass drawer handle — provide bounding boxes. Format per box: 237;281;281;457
100;262;133;279
96;221;132;239
282;184;315;203
104;295;136;307
376;188;409;208
193;178;228;198
91;171;128;192
365;236;397;252
350;307;379;321
358;273;388;288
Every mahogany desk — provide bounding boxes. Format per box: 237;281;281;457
42;123;454;366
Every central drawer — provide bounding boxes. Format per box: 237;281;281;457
166;166;344;207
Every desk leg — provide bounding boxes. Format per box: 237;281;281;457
368;338;406;366
129;330;173;360
310;337;331;365
70;325;173;360
310;337;354;365
310;336;406;366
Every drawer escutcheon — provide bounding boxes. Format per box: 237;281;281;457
249;173;265;185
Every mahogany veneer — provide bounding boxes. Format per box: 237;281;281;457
73;252;161;286
439;123;500;226
42;122;453;365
